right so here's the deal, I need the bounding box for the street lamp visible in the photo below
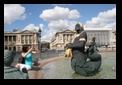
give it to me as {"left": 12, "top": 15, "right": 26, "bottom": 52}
{"left": 38, "top": 27, "right": 42, "bottom": 36}
{"left": 38, "top": 27, "right": 42, "bottom": 58}
{"left": 33, "top": 28, "right": 42, "bottom": 65}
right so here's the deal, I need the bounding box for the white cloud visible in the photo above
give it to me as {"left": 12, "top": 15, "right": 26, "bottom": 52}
{"left": 39, "top": 24, "right": 44, "bottom": 31}
{"left": 18, "top": 13, "right": 26, "bottom": 20}
{"left": 40, "top": 6, "right": 116, "bottom": 42}
{"left": 23, "top": 23, "right": 44, "bottom": 31}
{"left": 4, "top": 4, "right": 26, "bottom": 26}
{"left": 41, "top": 20, "right": 77, "bottom": 42}
{"left": 104, "top": 22, "right": 116, "bottom": 28}
{"left": 39, "top": 6, "right": 80, "bottom": 21}
{"left": 48, "top": 20, "right": 69, "bottom": 30}
{"left": 41, "top": 29, "right": 57, "bottom": 42}
{"left": 85, "top": 7, "right": 116, "bottom": 30}
{"left": 23, "top": 24, "right": 38, "bottom": 31}
{"left": 48, "top": 20, "right": 77, "bottom": 30}
{"left": 68, "top": 9, "right": 81, "bottom": 19}
{"left": 39, "top": 6, "right": 81, "bottom": 42}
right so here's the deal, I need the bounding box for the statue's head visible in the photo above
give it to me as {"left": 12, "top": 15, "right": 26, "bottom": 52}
{"left": 89, "top": 36, "right": 96, "bottom": 46}
{"left": 75, "top": 22, "right": 84, "bottom": 33}
{"left": 4, "top": 50, "right": 14, "bottom": 66}
{"left": 91, "top": 36, "right": 95, "bottom": 42}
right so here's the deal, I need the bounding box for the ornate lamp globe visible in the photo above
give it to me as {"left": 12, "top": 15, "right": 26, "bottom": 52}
{"left": 38, "top": 28, "right": 42, "bottom": 32}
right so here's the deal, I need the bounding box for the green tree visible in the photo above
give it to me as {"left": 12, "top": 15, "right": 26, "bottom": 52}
{"left": 47, "top": 43, "right": 50, "bottom": 49}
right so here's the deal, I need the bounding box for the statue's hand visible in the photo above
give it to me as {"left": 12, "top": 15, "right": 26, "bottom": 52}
{"left": 67, "top": 44, "right": 72, "bottom": 49}
{"left": 66, "top": 44, "right": 70, "bottom": 48}
{"left": 96, "top": 48, "right": 99, "bottom": 51}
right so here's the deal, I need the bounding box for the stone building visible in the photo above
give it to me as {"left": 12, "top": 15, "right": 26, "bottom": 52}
{"left": 50, "top": 29, "right": 76, "bottom": 50}
{"left": 50, "top": 29, "right": 113, "bottom": 50}
{"left": 4, "top": 29, "right": 40, "bottom": 51}
{"left": 112, "top": 31, "right": 116, "bottom": 47}
{"left": 86, "top": 29, "right": 112, "bottom": 46}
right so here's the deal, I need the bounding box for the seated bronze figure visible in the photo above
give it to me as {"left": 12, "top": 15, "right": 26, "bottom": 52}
{"left": 66, "top": 22, "right": 101, "bottom": 76}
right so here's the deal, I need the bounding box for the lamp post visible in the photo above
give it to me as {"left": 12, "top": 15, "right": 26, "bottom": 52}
{"left": 38, "top": 27, "right": 42, "bottom": 58}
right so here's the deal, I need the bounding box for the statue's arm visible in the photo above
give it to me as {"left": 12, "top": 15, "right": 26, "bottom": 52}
{"left": 67, "top": 40, "right": 86, "bottom": 49}
{"left": 67, "top": 32, "right": 87, "bottom": 49}
{"left": 94, "top": 43, "right": 99, "bottom": 51}
{"left": 88, "top": 46, "right": 94, "bottom": 55}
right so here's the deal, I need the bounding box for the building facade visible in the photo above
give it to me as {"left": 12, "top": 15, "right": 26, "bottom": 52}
{"left": 50, "top": 29, "right": 114, "bottom": 50}
{"left": 112, "top": 31, "right": 116, "bottom": 47}
{"left": 4, "top": 29, "right": 40, "bottom": 51}
{"left": 50, "top": 29, "right": 76, "bottom": 50}
{"left": 86, "top": 30, "right": 113, "bottom": 46}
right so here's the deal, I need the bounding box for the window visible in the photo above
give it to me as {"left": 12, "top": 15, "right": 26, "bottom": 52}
{"left": 5, "top": 36, "right": 8, "bottom": 41}
{"left": 30, "top": 40, "right": 32, "bottom": 44}
{"left": 22, "top": 40, "right": 24, "bottom": 44}
{"left": 9, "top": 36, "right": 12, "bottom": 41}
{"left": 26, "top": 40, "right": 28, "bottom": 44}
{"left": 18, "top": 47, "right": 20, "bottom": 51}
{"left": 9, "top": 47, "right": 11, "bottom": 51}
{"left": 13, "top": 36, "right": 16, "bottom": 41}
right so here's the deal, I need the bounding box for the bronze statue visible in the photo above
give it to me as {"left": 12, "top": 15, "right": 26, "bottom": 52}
{"left": 4, "top": 50, "right": 28, "bottom": 79}
{"left": 66, "top": 22, "right": 101, "bottom": 76}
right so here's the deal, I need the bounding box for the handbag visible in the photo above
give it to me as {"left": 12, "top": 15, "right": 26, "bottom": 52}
{"left": 18, "top": 55, "right": 25, "bottom": 64}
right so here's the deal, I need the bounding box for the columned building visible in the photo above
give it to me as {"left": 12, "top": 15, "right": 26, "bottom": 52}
{"left": 112, "top": 31, "right": 116, "bottom": 47}
{"left": 50, "top": 29, "right": 113, "bottom": 50}
{"left": 4, "top": 29, "right": 40, "bottom": 51}
{"left": 50, "top": 29, "right": 76, "bottom": 50}
{"left": 86, "top": 30, "right": 112, "bottom": 46}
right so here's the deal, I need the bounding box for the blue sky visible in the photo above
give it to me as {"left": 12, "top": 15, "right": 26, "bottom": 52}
{"left": 4, "top": 4, "right": 116, "bottom": 42}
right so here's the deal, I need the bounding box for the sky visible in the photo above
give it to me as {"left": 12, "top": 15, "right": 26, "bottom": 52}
{"left": 4, "top": 4, "right": 116, "bottom": 42}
